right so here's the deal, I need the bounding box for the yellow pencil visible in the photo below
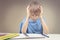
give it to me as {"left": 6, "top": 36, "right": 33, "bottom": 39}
{"left": 0, "top": 33, "right": 19, "bottom": 40}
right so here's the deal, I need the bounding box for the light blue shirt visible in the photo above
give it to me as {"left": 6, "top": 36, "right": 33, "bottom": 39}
{"left": 20, "top": 17, "right": 46, "bottom": 34}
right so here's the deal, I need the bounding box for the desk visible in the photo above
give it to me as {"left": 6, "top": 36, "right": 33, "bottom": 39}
{"left": 10, "top": 34, "right": 60, "bottom": 40}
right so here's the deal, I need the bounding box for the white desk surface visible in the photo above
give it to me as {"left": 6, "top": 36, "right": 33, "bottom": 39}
{"left": 10, "top": 34, "right": 60, "bottom": 40}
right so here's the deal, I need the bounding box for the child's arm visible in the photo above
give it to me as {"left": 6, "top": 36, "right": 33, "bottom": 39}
{"left": 22, "top": 11, "right": 30, "bottom": 33}
{"left": 22, "top": 18, "right": 29, "bottom": 33}
{"left": 40, "top": 16, "right": 49, "bottom": 34}
{"left": 39, "top": 6, "right": 48, "bottom": 34}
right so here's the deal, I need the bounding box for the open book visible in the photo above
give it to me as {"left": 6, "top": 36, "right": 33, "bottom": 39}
{"left": 14, "top": 34, "right": 46, "bottom": 39}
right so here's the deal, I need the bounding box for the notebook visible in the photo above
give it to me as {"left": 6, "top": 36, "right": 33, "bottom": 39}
{"left": 14, "top": 34, "right": 45, "bottom": 39}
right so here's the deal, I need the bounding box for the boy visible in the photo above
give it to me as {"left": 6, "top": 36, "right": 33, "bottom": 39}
{"left": 20, "top": 1, "right": 48, "bottom": 34}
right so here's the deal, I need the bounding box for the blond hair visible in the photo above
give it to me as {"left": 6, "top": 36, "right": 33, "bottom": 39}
{"left": 27, "top": 1, "right": 43, "bottom": 16}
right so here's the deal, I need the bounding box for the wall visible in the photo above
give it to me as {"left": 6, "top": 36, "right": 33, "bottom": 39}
{"left": 0, "top": 0, "right": 60, "bottom": 33}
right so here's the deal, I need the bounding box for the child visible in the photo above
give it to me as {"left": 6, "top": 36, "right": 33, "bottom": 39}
{"left": 20, "top": 1, "right": 48, "bottom": 34}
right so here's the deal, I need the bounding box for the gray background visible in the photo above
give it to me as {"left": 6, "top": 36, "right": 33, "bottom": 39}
{"left": 0, "top": 0, "right": 60, "bottom": 34}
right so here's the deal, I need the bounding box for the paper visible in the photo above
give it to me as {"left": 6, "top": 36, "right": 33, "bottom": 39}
{"left": 14, "top": 34, "right": 45, "bottom": 39}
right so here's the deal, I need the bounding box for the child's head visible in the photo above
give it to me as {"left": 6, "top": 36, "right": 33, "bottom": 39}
{"left": 27, "top": 1, "right": 43, "bottom": 20}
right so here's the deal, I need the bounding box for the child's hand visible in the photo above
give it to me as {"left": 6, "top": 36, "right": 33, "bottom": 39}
{"left": 26, "top": 6, "right": 30, "bottom": 20}
{"left": 39, "top": 12, "right": 43, "bottom": 19}
{"left": 39, "top": 6, "right": 43, "bottom": 18}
